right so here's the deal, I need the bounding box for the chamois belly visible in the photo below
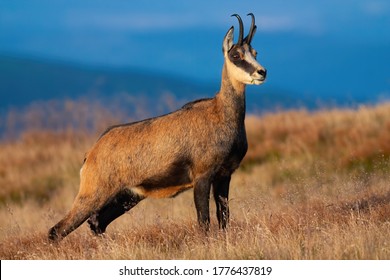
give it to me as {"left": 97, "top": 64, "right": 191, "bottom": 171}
{"left": 132, "top": 157, "right": 194, "bottom": 199}
{"left": 132, "top": 184, "right": 193, "bottom": 198}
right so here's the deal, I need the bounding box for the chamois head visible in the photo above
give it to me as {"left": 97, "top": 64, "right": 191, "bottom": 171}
{"left": 223, "top": 13, "right": 267, "bottom": 85}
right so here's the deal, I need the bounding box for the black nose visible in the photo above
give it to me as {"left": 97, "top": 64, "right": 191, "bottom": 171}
{"left": 257, "top": 69, "right": 267, "bottom": 78}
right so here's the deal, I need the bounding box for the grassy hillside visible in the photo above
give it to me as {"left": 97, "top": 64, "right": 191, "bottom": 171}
{"left": 0, "top": 103, "right": 389, "bottom": 259}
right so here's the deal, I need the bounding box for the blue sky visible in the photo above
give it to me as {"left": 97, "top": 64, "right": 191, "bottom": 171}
{"left": 1, "top": 0, "right": 389, "bottom": 102}
{"left": 2, "top": 1, "right": 388, "bottom": 32}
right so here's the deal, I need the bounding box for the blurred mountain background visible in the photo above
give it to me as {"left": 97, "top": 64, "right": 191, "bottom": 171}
{"left": 1, "top": 0, "right": 389, "bottom": 136}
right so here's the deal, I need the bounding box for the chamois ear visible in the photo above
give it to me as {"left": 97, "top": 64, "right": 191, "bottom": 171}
{"left": 222, "top": 26, "right": 234, "bottom": 54}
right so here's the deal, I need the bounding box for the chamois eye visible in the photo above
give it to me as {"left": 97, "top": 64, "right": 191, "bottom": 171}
{"left": 231, "top": 52, "right": 241, "bottom": 60}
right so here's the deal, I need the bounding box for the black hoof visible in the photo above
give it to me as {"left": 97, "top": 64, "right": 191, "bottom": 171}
{"left": 87, "top": 216, "right": 106, "bottom": 235}
{"left": 48, "top": 227, "right": 60, "bottom": 242}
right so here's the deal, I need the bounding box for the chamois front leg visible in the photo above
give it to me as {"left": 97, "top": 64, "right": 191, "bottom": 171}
{"left": 88, "top": 189, "right": 144, "bottom": 235}
{"left": 193, "top": 176, "right": 212, "bottom": 230}
{"left": 213, "top": 175, "right": 231, "bottom": 229}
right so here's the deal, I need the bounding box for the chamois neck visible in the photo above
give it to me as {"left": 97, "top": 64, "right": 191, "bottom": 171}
{"left": 220, "top": 63, "right": 246, "bottom": 94}
{"left": 216, "top": 63, "right": 247, "bottom": 123}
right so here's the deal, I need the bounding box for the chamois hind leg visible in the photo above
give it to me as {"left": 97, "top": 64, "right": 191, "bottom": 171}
{"left": 88, "top": 189, "right": 143, "bottom": 235}
{"left": 48, "top": 177, "right": 116, "bottom": 242}
{"left": 213, "top": 175, "right": 231, "bottom": 230}
{"left": 193, "top": 176, "right": 212, "bottom": 230}
{"left": 48, "top": 193, "right": 105, "bottom": 242}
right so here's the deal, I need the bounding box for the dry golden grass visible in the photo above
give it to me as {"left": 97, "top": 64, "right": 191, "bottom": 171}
{"left": 1, "top": 103, "right": 390, "bottom": 259}
{"left": 245, "top": 103, "right": 390, "bottom": 169}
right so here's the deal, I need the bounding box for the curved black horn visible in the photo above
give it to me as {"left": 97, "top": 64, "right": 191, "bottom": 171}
{"left": 245, "top": 13, "right": 256, "bottom": 44}
{"left": 231, "top": 14, "right": 244, "bottom": 46}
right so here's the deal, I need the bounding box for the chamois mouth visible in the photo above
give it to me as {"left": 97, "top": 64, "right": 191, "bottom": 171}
{"left": 251, "top": 68, "right": 267, "bottom": 85}
{"left": 251, "top": 77, "right": 266, "bottom": 85}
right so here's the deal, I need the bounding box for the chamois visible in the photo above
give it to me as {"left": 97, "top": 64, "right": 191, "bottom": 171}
{"left": 48, "top": 13, "right": 267, "bottom": 241}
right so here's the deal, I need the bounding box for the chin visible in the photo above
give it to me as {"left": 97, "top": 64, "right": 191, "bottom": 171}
{"left": 251, "top": 79, "right": 265, "bottom": 85}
